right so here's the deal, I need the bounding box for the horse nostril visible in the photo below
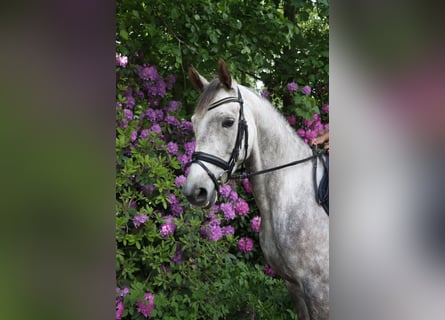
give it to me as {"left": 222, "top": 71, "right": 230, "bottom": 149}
{"left": 195, "top": 188, "right": 207, "bottom": 203}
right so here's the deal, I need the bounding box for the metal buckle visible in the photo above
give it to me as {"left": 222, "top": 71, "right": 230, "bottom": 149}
{"left": 217, "top": 170, "right": 230, "bottom": 185}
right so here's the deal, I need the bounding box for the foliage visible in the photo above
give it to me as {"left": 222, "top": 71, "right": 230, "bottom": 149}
{"left": 116, "top": 0, "right": 328, "bottom": 114}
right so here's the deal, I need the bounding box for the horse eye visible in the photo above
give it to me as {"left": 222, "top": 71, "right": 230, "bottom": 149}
{"left": 222, "top": 119, "right": 235, "bottom": 128}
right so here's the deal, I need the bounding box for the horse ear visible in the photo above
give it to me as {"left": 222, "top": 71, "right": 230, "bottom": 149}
{"left": 217, "top": 59, "right": 232, "bottom": 89}
{"left": 189, "top": 66, "right": 209, "bottom": 92}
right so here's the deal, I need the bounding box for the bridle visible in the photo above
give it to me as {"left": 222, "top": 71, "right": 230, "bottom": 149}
{"left": 191, "top": 86, "right": 327, "bottom": 204}
{"left": 191, "top": 86, "right": 249, "bottom": 193}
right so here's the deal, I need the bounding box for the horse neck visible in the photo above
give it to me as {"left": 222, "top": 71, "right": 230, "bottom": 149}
{"left": 244, "top": 90, "right": 312, "bottom": 174}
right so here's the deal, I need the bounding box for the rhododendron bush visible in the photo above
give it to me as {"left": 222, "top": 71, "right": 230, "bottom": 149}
{"left": 116, "top": 54, "right": 301, "bottom": 319}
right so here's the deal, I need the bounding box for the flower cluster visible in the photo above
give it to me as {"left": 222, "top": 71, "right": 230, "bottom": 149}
{"left": 116, "top": 287, "right": 130, "bottom": 320}
{"left": 296, "top": 111, "right": 329, "bottom": 144}
{"left": 133, "top": 214, "right": 148, "bottom": 228}
{"left": 238, "top": 237, "right": 254, "bottom": 253}
{"left": 135, "top": 292, "right": 155, "bottom": 318}
{"left": 199, "top": 183, "right": 252, "bottom": 243}
{"left": 250, "top": 216, "right": 261, "bottom": 233}
{"left": 160, "top": 215, "right": 176, "bottom": 238}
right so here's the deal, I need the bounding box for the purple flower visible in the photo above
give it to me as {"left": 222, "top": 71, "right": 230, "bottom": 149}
{"left": 238, "top": 237, "right": 254, "bottom": 253}
{"left": 228, "top": 191, "right": 238, "bottom": 202}
{"left": 166, "top": 115, "right": 180, "bottom": 127}
{"left": 177, "top": 153, "right": 191, "bottom": 168}
{"left": 166, "top": 74, "right": 176, "bottom": 90}
{"left": 221, "top": 225, "right": 235, "bottom": 236}
{"left": 123, "top": 109, "right": 133, "bottom": 121}
{"left": 287, "top": 82, "right": 298, "bottom": 92}
{"left": 264, "top": 264, "right": 275, "bottom": 277}
{"left": 160, "top": 216, "right": 176, "bottom": 238}
{"left": 140, "top": 129, "right": 149, "bottom": 139}
{"left": 135, "top": 90, "right": 144, "bottom": 99}
{"left": 130, "top": 131, "right": 138, "bottom": 142}
{"left": 181, "top": 120, "right": 193, "bottom": 132}
{"left": 306, "top": 129, "right": 317, "bottom": 141}
{"left": 116, "top": 301, "right": 124, "bottom": 320}
{"left": 146, "top": 108, "right": 164, "bottom": 122}
{"left": 116, "top": 54, "right": 128, "bottom": 67}
{"left": 136, "top": 292, "right": 155, "bottom": 318}
{"left": 261, "top": 89, "right": 270, "bottom": 98}
{"left": 302, "top": 118, "right": 313, "bottom": 127}
{"left": 168, "top": 194, "right": 183, "bottom": 216}
{"left": 235, "top": 199, "right": 249, "bottom": 216}
{"left": 133, "top": 214, "right": 148, "bottom": 228}
{"left": 167, "top": 142, "right": 178, "bottom": 155}
{"left": 207, "top": 219, "right": 223, "bottom": 241}
{"left": 322, "top": 104, "right": 329, "bottom": 113}
{"left": 171, "top": 203, "right": 183, "bottom": 216}
{"left": 251, "top": 216, "right": 261, "bottom": 232}
{"left": 125, "top": 95, "right": 135, "bottom": 108}
{"left": 138, "top": 65, "right": 158, "bottom": 81}
{"left": 150, "top": 124, "right": 162, "bottom": 134}
{"left": 301, "top": 85, "right": 311, "bottom": 96}
{"left": 297, "top": 128, "right": 306, "bottom": 138}
{"left": 175, "top": 175, "right": 186, "bottom": 188}
{"left": 167, "top": 100, "right": 180, "bottom": 112}
{"left": 219, "top": 185, "right": 232, "bottom": 198}
{"left": 171, "top": 250, "right": 183, "bottom": 264}
{"left": 121, "top": 287, "right": 130, "bottom": 297}
{"left": 313, "top": 113, "right": 320, "bottom": 122}
{"left": 286, "top": 115, "right": 296, "bottom": 126}
{"left": 242, "top": 178, "right": 252, "bottom": 194}
{"left": 220, "top": 202, "right": 235, "bottom": 220}
{"left": 184, "top": 141, "right": 196, "bottom": 155}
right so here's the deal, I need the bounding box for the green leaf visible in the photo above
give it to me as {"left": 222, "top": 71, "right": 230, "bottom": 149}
{"left": 119, "top": 29, "right": 128, "bottom": 40}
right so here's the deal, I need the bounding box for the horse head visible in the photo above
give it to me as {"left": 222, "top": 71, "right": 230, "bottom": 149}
{"left": 183, "top": 59, "right": 255, "bottom": 208}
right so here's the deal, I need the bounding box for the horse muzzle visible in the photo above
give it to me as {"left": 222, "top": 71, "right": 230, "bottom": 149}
{"left": 182, "top": 179, "right": 217, "bottom": 209}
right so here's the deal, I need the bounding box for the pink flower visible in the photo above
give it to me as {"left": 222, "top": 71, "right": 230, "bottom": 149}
{"left": 228, "top": 191, "right": 238, "bottom": 202}
{"left": 220, "top": 202, "right": 235, "bottom": 220}
{"left": 160, "top": 216, "right": 176, "bottom": 238}
{"left": 116, "top": 54, "right": 128, "bottom": 67}
{"left": 286, "top": 115, "right": 296, "bottom": 126}
{"left": 135, "top": 292, "right": 155, "bottom": 318}
{"left": 322, "top": 104, "right": 329, "bottom": 113}
{"left": 219, "top": 185, "right": 232, "bottom": 198}
{"left": 313, "top": 113, "right": 320, "bottom": 122}
{"left": 264, "top": 264, "right": 275, "bottom": 277}
{"left": 235, "top": 199, "right": 249, "bottom": 216}
{"left": 297, "top": 128, "right": 306, "bottom": 138}
{"left": 222, "top": 225, "right": 235, "bottom": 236}
{"left": 130, "top": 131, "right": 138, "bottom": 142}
{"left": 238, "top": 237, "right": 254, "bottom": 253}
{"left": 242, "top": 178, "right": 252, "bottom": 194}
{"left": 116, "top": 301, "right": 124, "bottom": 320}
{"left": 251, "top": 216, "right": 261, "bottom": 232}
{"left": 287, "top": 82, "right": 298, "bottom": 92}
{"left": 301, "top": 85, "right": 311, "bottom": 96}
